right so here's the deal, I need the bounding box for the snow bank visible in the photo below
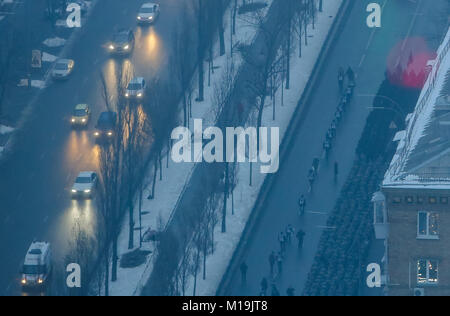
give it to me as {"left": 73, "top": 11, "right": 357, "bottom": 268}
{"left": 30, "top": 80, "right": 46, "bottom": 89}
{"left": 42, "top": 52, "right": 58, "bottom": 63}
{"left": 43, "top": 37, "right": 67, "bottom": 48}
{"left": 0, "top": 125, "right": 14, "bottom": 135}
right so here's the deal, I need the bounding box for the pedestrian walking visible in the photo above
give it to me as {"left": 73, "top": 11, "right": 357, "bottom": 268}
{"left": 277, "top": 252, "right": 283, "bottom": 274}
{"left": 296, "top": 230, "right": 305, "bottom": 249}
{"left": 286, "top": 286, "right": 295, "bottom": 296}
{"left": 240, "top": 261, "right": 248, "bottom": 284}
{"left": 346, "top": 66, "right": 355, "bottom": 86}
{"left": 269, "top": 251, "right": 276, "bottom": 275}
{"left": 271, "top": 284, "right": 280, "bottom": 296}
{"left": 286, "top": 225, "right": 294, "bottom": 244}
{"left": 298, "top": 195, "right": 306, "bottom": 216}
{"left": 279, "top": 232, "right": 286, "bottom": 253}
{"left": 260, "top": 278, "right": 268, "bottom": 296}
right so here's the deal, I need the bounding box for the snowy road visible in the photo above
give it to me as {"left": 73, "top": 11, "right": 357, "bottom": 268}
{"left": 0, "top": 0, "right": 194, "bottom": 296}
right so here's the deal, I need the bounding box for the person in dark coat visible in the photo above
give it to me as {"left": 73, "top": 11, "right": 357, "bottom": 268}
{"left": 269, "top": 251, "right": 276, "bottom": 275}
{"left": 240, "top": 261, "right": 248, "bottom": 284}
{"left": 260, "top": 278, "right": 268, "bottom": 296}
{"left": 296, "top": 230, "right": 306, "bottom": 249}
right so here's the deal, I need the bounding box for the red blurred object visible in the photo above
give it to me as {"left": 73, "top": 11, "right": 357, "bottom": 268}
{"left": 387, "top": 37, "right": 437, "bottom": 89}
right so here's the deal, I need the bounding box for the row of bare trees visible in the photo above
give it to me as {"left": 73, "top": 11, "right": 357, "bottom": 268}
{"left": 166, "top": 0, "right": 327, "bottom": 295}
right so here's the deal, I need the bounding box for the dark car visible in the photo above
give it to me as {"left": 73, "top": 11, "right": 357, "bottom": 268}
{"left": 94, "top": 111, "right": 117, "bottom": 142}
{"left": 108, "top": 29, "right": 135, "bottom": 55}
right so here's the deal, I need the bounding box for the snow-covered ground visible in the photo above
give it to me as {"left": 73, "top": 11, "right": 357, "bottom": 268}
{"left": 108, "top": 0, "right": 274, "bottom": 296}
{"left": 108, "top": 0, "right": 344, "bottom": 296}
{"left": 0, "top": 125, "right": 14, "bottom": 135}
{"left": 183, "top": 0, "right": 344, "bottom": 296}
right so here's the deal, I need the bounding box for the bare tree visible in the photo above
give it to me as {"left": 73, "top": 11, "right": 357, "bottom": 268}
{"left": 144, "top": 79, "right": 179, "bottom": 200}
{"left": 212, "top": 59, "right": 237, "bottom": 233}
{"left": 0, "top": 22, "right": 15, "bottom": 118}
{"left": 65, "top": 219, "right": 96, "bottom": 296}
{"left": 122, "top": 103, "right": 151, "bottom": 250}
{"left": 240, "top": 5, "right": 287, "bottom": 147}
{"left": 171, "top": 6, "right": 195, "bottom": 127}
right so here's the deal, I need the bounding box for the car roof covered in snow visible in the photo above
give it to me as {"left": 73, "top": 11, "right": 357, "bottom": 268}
{"left": 129, "top": 77, "right": 144, "bottom": 84}
{"left": 77, "top": 171, "right": 95, "bottom": 178}
{"left": 141, "top": 3, "right": 158, "bottom": 9}
{"left": 24, "top": 242, "right": 50, "bottom": 265}
{"left": 74, "top": 104, "right": 88, "bottom": 110}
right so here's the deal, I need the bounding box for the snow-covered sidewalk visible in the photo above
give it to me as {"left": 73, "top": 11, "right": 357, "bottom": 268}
{"left": 108, "top": 1, "right": 275, "bottom": 296}
{"left": 110, "top": 1, "right": 344, "bottom": 296}
{"left": 183, "top": 0, "right": 344, "bottom": 296}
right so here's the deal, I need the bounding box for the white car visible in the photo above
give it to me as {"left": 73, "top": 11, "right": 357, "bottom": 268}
{"left": 20, "top": 242, "right": 52, "bottom": 288}
{"left": 71, "top": 171, "right": 98, "bottom": 199}
{"left": 51, "top": 59, "right": 74, "bottom": 80}
{"left": 137, "top": 3, "right": 160, "bottom": 24}
{"left": 125, "top": 77, "right": 146, "bottom": 99}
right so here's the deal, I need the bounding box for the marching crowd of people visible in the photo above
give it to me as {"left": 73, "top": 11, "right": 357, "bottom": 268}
{"left": 237, "top": 67, "right": 356, "bottom": 296}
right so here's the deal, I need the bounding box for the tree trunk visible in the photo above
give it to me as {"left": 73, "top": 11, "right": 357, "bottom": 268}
{"left": 128, "top": 194, "right": 134, "bottom": 249}
{"left": 218, "top": 0, "right": 225, "bottom": 56}
{"left": 222, "top": 163, "right": 229, "bottom": 233}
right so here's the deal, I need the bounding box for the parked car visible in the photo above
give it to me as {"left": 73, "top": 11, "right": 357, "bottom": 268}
{"left": 137, "top": 3, "right": 160, "bottom": 24}
{"left": 71, "top": 104, "right": 90, "bottom": 127}
{"left": 71, "top": 171, "right": 98, "bottom": 199}
{"left": 20, "top": 242, "right": 52, "bottom": 288}
{"left": 51, "top": 59, "right": 75, "bottom": 80}
{"left": 125, "top": 77, "right": 146, "bottom": 99}
{"left": 94, "top": 111, "right": 117, "bottom": 142}
{"left": 108, "top": 29, "right": 135, "bottom": 55}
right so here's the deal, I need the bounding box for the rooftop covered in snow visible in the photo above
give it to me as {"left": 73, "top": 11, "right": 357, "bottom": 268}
{"left": 383, "top": 27, "right": 450, "bottom": 189}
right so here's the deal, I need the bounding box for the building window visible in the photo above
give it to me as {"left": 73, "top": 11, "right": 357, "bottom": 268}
{"left": 440, "top": 197, "right": 448, "bottom": 204}
{"left": 417, "top": 212, "right": 439, "bottom": 239}
{"left": 417, "top": 196, "right": 424, "bottom": 204}
{"left": 392, "top": 197, "right": 402, "bottom": 204}
{"left": 406, "top": 196, "right": 414, "bottom": 204}
{"left": 429, "top": 197, "right": 437, "bottom": 204}
{"left": 417, "top": 259, "right": 439, "bottom": 286}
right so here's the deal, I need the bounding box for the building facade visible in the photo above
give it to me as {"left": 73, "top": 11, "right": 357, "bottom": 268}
{"left": 378, "top": 27, "right": 450, "bottom": 296}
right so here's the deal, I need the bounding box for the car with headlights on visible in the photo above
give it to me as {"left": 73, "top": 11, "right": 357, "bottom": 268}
{"left": 20, "top": 242, "right": 52, "bottom": 289}
{"left": 108, "top": 29, "right": 135, "bottom": 55}
{"left": 51, "top": 59, "right": 74, "bottom": 80}
{"left": 94, "top": 111, "right": 117, "bottom": 142}
{"left": 137, "top": 3, "right": 160, "bottom": 24}
{"left": 71, "top": 171, "right": 98, "bottom": 199}
{"left": 125, "top": 77, "right": 146, "bottom": 99}
{"left": 71, "top": 104, "right": 90, "bottom": 127}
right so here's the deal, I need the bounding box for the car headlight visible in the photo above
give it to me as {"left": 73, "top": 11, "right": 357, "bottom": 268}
{"left": 71, "top": 118, "right": 75, "bottom": 122}
{"left": 137, "top": 16, "right": 142, "bottom": 20}
{"left": 124, "top": 45, "right": 129, "bottom": 50}
{"left": 21, "top": 279, "right": 27, "bottom": 285}
{"left": 38, "top": 279, "right": 43, "bottom": 284}
{"left": 109, "top": 45, "right": 114, "bottom": 50}
{"left": 72, "top": 189, "right": 77, "bottom": 193}
{"left": 94, "top": 132, "right": 99, "bottom": 136}
{"left": 84, "top": 190, "right": 91, "bottom": 193}
{"left": 107, "top": 132, "right": 113, "bottom": 136}
{"left": 125, "top": 93, "right": 129, "bottom": 97}
{"left": 137, "top": 93, "right": 142, "bottom": 97}
{"left": 82, "top": 118, "right": 86, "bottom": 123}
{"left": 149, "top": 16, "right": 153, "bottom": 20}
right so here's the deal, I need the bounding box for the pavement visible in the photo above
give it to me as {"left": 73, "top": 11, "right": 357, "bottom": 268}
{"left": 0, "top": 0, "right": 194, "bottom": 296}
{"left": 220, "top": 0, "right": 449, "bottom": 296}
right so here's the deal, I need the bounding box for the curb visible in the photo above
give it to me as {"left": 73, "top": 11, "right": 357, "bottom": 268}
{"left": 216, "top": 0, "right": 354, "bottom": 296}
